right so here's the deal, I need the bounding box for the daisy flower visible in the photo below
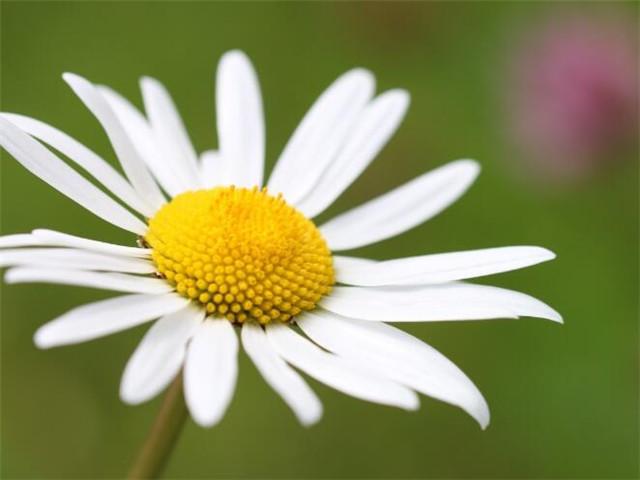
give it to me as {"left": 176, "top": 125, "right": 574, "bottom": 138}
{"left": 0, "top": 50, "right": 561, "bottom": 430}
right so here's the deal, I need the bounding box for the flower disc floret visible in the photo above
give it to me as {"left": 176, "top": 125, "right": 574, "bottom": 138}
{"left": 146, "top": 186, "right": 334, "bottom": 324}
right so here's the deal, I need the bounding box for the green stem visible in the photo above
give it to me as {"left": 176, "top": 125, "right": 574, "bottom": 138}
{"left": 127, "top": 373, "right": 188, "bottom": 479}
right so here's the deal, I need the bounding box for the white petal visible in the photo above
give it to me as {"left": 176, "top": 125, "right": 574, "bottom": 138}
{"left": 268, "top": 68, "right": 375, "bottom": 204}
{"left": 266, "top": 323, "right": 419, "bottom": 410}
{"left": 184, "top": 319, "right": 239, "bottom": 427}
{"left": 199, "top": 150, "right": 222, "bottom": 187}
{"left": 241, "top": 322, "right": 322, "bottom": 426}
{"left": 1, "top": 113, "right": 155, "bottom": 216}
{"left": 320, "top": 159, "right": 480, "bottom": 251}
{"left": 332, "top": 255, "right": 376, "bottom": 274}
{"left": 5, "top": 267, "right": 172, "bottom": 294}
{"left": 34, "top": 293, "right": 189, "bottom": 348}
{"left": 31, "top": 229, "right": 151, "bottom": 258}
{"left": 62, "top": 73, "right": 166, "bottom": 210}
{"left": 0, "top": 234, "right": 46, "bottom": 248}
{"left": 298, "top": 310, "right": 489, "bottom": 428}
{"left": 140, "top": 77, "right": 202, "bottom": 190}
{"left": 295, "top": 90, "right": 410, "bottom": 218}
{"left": 335, "top": 246, "right": 556, "bottom": 286}
{"left": 321, "top": 283, "right": 563, "bottom": 323}
{"left": 0, "top": 248, "right": 155, "bottom": 274}
{"left": 216, "top": 50, "right": 265, "bottom": 188}
{"left": 99, "top": 85, "right": 189, "bottom": 197}
{"left": 120, "top": 304, "right": 204, "bottom": 405}
{"left": 0, "top": 116, "right": 147, "bottom": 235}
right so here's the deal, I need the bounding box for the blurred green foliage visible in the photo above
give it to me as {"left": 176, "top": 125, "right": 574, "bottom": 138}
{"left": 1, "top": 2, "right": 637, "bottom": 478}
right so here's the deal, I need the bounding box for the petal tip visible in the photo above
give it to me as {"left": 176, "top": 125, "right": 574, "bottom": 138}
{"left": 540, "top": 247, "right": 557, "bottom": 261}
{"left": 386, "top": 89, "right": 411, "bottom": 110}
{"left": 349, "top": 67, "right": 375, "bottom": 83}
{"left": 119, "top": 383, "right": 146, "bottom": 406}
{"left": 475, "top": 400, "right": 491, "bottom": 430}
{"left": 139, "top": 75, "right": 153, "bottom": 82}
{"left": 139, "top": 75, "right": 160, "bottom": 90}
{"left": 345, "top": 68, "right": 376, "bottom": 98}
{"left": 62, "top": 72, "right": 85, "bottom": 86}
{"left": 458, "top": 158, "right": 481, "bottom": 177}
{"left": 191, "top": 412, "right": 223, "bottom": 429}
{"left": 33, "top": 326, "right": 54, "bottom": 349}
{"left": 219, "top": 49, "right": 252, "bottom": 68}
{"left": 403, "top": 391, "right": 421, "bottom": 411}
{"left": 4, "top": 268, "right": 19, "bottom": 284}
{"left": 535, "top": 304, "right": 563, "bottom": 324}
{"left": 299, "top": 407, "right": 323, "bottom": 427}
{"left": 537, "top": 299, "right": 563, "bottom": 323}
{"left": 550, "top": 311, "right": 564, "bottom": 324}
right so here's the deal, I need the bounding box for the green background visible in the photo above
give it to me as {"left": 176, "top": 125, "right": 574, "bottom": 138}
{"left": 1, "top": 1, "right": 637, "bottom": 478}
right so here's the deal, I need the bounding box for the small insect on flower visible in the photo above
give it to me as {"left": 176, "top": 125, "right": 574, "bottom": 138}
{"left": 0, "top": 50, "right": 561, "bottom": 429}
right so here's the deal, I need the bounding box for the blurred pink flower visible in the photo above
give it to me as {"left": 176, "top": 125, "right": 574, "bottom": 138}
{"left": 508, "top": 12, "right": 637, "bottom": 179}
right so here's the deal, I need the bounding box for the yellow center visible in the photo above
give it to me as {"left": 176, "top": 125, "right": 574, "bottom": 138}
{"left": 146, "top": 186, "right": 335, "bottom": 324}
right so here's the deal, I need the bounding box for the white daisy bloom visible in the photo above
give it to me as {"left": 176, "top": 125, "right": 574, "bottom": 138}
{"left": 0, "top": 50, "right": 561, "bottom": 430}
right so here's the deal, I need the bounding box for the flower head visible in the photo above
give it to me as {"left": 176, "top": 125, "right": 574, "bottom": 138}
{"left": 0, "top": 50, "right": 561, "bottom": 429}
{"left": 147, "top": 186, "right": 335, "bottom": 323}
{"left": 508, "top": 11, "right": 637, "bottom": 178}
